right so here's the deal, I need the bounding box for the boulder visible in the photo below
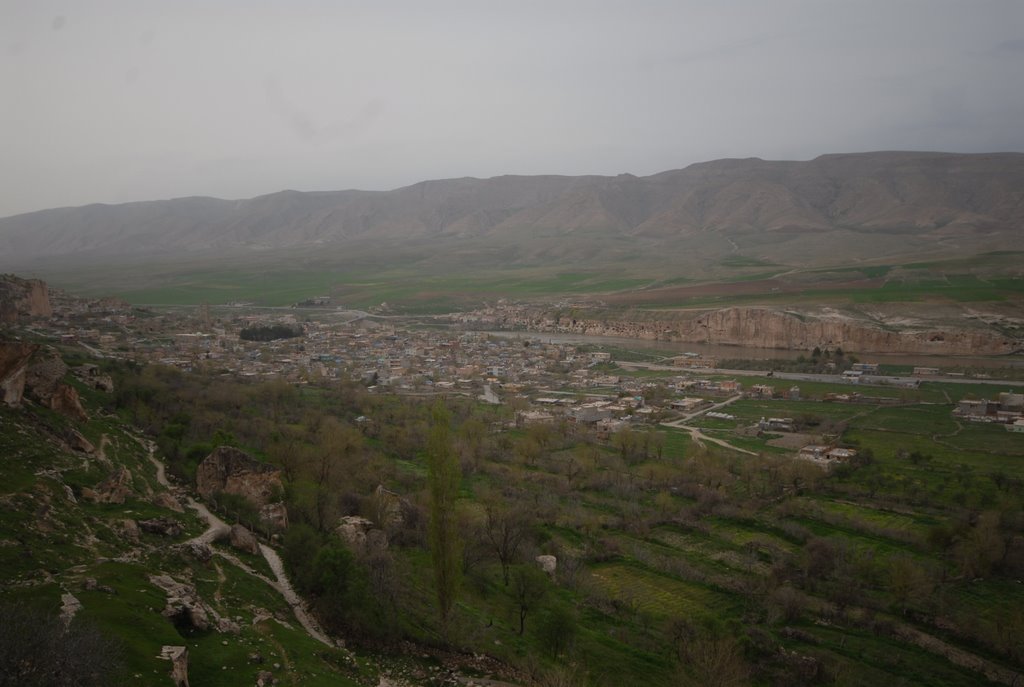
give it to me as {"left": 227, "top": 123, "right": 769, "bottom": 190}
{"left": 49, "top": 383, "right": 88, "bottom": 422}
{"left": 229, "top": 524, "right": 260, "bottom": 555}
{"left": 336, "top": 515, "right": 374, "bottom": 549}
{"left": 150, "top": 575, "right": 210, "bottom": 632}
{"left": 159, "top": 645, "right": 190, "bottom": 687}
{"left": 180, "top": 540, "right": 213, "bottom": 563}
{"left": 65, "top": 428, "right": 95, "bottom": 454}
{"left": 81, "top": 466, "right": 133, "bottom": 504}
{"left": 535, "top": 554, "right": 557, "bottom": 577}
{"left": 73, "top": 364, "right": 114, "bottom": 393}
{"left": 138, "top": 517, "right": 184, "bottom": 537}
{"left": 196, "top": 447, "right": 288, "bottom": 531}
{"left": 259, "top": 503, "right": 289, "bottom": 532}
{"left": 112, "top": 518, "right": 140, "bottom": 543}
{"left": 59, "top": 592, "right": 82, "bottom": 628}
{"left": 24, "top": 350, "right": 68, "bottom": 403}
{"left": 152, "top": 491, "right": 184, "bottom": 513}
{"left": 336, "top": 515, "right": 389, "bottom": 554}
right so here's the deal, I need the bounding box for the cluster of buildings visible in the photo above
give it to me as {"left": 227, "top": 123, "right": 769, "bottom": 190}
{"left": 955, "top": 392, "right": 1024, "bottom": 432}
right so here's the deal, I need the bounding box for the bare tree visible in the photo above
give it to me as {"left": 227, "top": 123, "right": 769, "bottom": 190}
{"left": 484, "top": 497, "right": 531, "bottom": 586}
{"left": 511, "top": 564, "right": 548, "bottom": 635}
{"left": 0, "top": 602, "right": 124, "bottom": 687}
{"left": 427, "top": 402, "right": 462, "bottom": 637}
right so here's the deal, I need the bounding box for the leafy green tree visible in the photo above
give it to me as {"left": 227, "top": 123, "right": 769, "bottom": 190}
{"left": 428, "top": 402, "right": 462, "bottom": 636}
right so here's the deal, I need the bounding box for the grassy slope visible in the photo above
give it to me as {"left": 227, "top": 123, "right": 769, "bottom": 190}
{"left": 0, "top": 366, "right": 366, "bottom": 686}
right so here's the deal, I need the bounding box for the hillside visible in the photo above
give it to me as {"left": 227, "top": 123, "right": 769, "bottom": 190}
{"left": 3, "top": 280, "right": 1024, "bottom": 686}
{"left": 2, "top": 152, "right": 1022, "bottom": 274}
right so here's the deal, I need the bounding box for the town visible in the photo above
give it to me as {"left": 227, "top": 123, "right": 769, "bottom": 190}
{"left": 31, "top": 289, "right": 1024, "bottom": 477}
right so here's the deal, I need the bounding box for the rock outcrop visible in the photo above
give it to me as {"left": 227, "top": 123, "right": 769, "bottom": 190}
{"left": 535, "top": 555, "right": 557, "bottom": 577}
{"left": 150, "top": 574, "right": 239, "bottom": 635}
{"left": 64, "top": 428, "right": 96, "bottom": 453}
{"left": 0, "top": 274, "right": 52, "bottom": 324}
{"left": 20, "top": 348, "right": 90, "bottom": 420}
{"left": 138, "top": 517, "right": 184, "bottom": 537}
{"left": 196, "top": 446, "right": 288, "bottom": 531}
{"left": 49, "top": 382, "right": 89, "bottom": 422}
{"left": 462, "top": 304, "right": 1022, "bottom": 356}
{"left": 152, "top": 491, "right": 184, "bottom": 513}
{"left": 685, "top": 307, "right": 1020, "bottom": 356}
{"left": 150, "top": 574, "right": 212, "bottom": 631}
{"left": 229, "top": 523, "right": 260, "bottom": 555}
{"left": 81, "top": 466, "right": 133, "bottom": 504}
{"left": 0, "top": 341, "right": 38, "bottom": 407}
{"left": 159, "top": 645, "right": 190, "bottom": 687}
{"left": 74, "top": 364, "right": 114, "bottom": 393}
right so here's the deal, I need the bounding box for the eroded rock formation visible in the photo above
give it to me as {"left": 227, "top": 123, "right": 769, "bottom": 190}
{"left": 229, "top": 523, "right": 260, "bottom": 555}
{"left": 0, "top": 341, "right": 38, "bottom": 406}
{"left": 159, "top": 645, "right": 190, "bottom": 687}
{"left": 81, "top": 466, "right": 133, "bottom": 504}
{"left": 196, "top": 446, "right": 288, "bottom": 531}
{"left": 462, "top": 304, "right": 1022, "bottom": 356}
{"left": 0, "top": 274, "right": 52, "bottom": 323}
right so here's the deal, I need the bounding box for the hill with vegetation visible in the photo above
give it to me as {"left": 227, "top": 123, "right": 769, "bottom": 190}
{"left": 3, "top": 282, "right": 1024, "bottom": 685}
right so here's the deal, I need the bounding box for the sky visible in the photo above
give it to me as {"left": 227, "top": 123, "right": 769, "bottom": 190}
{"left": 1, "top": 0, "right": 1022, "bottom": 218}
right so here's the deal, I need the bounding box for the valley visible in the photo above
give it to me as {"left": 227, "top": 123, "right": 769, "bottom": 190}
{"left": 2, "top": 272, "right": 1023, "bottom": 686}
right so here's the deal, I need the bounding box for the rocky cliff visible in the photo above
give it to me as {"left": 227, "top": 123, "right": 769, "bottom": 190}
{"left": 462, "top": 305, "right": 1022, "bottom": 356}
{"left": 195, "top": 446, "right": 288, "bottom": 530}
{"left": 0, "top": 341, "right": 39, "bottom": 406}
{"left": 0, "top": 274, "right": 52, "bottom": 323}
{"left": 685, "top": 307, "right": 1019, "bottom": 356}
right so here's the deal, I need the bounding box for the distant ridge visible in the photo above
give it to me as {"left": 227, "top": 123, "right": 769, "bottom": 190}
{"left": 2, "top": 151, "right": 1022, "bottom": 269}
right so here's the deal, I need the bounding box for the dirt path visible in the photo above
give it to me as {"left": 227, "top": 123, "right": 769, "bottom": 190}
{"left": 659, "top": 394, "right": 757, "bottom": 455}
{"left": 677, "top": 425, "right": 758, "bottom": 455}
{"left": 145, "top": 441, "right": 336, "bottom": 648}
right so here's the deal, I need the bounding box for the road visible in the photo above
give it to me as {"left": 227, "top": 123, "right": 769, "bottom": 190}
{"left": 659, "top": 394, "right": 757, "bottom": 455}
{"left": 618, "top": 361, "right": 1024, "bottom": 387}
{"left": 661, "top": 394, "right": 744, "bottom": 427}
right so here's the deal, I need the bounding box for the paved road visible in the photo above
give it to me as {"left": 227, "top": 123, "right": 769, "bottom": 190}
{"left": 618, "top": 361, "right": 1024, "bottom": 387}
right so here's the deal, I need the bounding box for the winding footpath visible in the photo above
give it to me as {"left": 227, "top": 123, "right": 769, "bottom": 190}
{"left": 146, "top": 444, "right": 336, "bottom": 648}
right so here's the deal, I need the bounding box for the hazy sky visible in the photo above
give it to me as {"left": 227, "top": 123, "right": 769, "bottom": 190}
{"left": 2, "top": 0, "right": 1022, "bottom": 218}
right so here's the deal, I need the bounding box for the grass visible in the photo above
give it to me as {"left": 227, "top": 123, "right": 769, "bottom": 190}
{"left": 587, "top": 561, "right": 736, "bottom": 620}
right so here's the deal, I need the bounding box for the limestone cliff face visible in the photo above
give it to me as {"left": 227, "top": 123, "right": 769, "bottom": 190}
{"left": 684, "top": 307, "right": 1019, "bottom": 356}
{"left": 0, "top": 274, "right": 51, "bottom": 323}
{"left": 464, "top": 305, "right": 1021, "bottom": 356}
{"left": 196, "top": 446, "right": 288, "bottom": 530}
{"left": 0, "top": 341, "right": 39, "bottom": 406}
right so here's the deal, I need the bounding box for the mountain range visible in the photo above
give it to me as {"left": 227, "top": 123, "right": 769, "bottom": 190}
{"left": 2, "top": 151, "right": 1022, "bottom": 273}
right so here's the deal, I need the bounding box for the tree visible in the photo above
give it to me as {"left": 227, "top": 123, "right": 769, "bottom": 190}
{"left": 456, "top": 416, "right": 487, "bottom": 473}
{"left": 427, "top": 402, "right": 462, "bottom": 636}
{"left": 484, "top": 498, "right": 531, "bottom": 585}
{"left": 536, "top": 606, "right": 577, "bottom": 658}
{"left": 311, "top": 418, "right": 361, "bottom": 531}
{"left": 673, "top": 619, "right": 750, "bottom": 687}
{"left": 0, "top": 602, "right": 125, "bottom": 687}
{"left": 510, "top": 564, "right": 548, "bottom": 635}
